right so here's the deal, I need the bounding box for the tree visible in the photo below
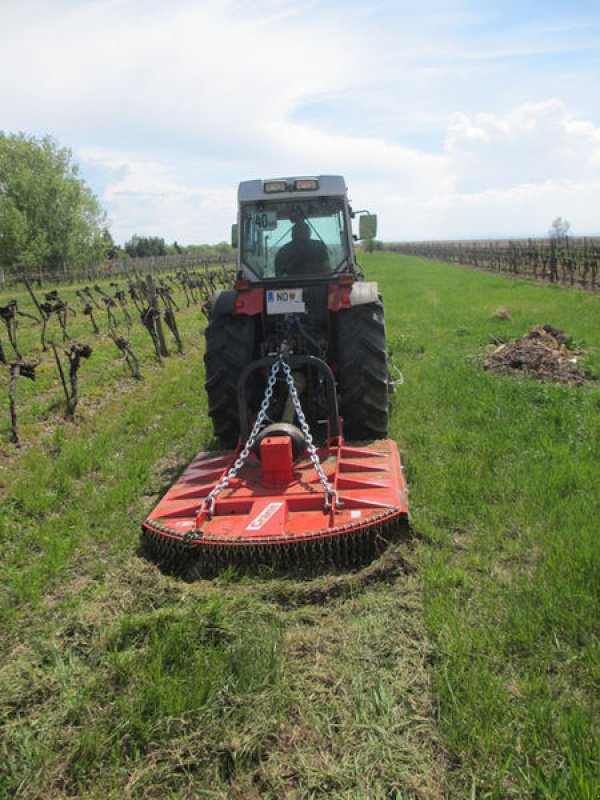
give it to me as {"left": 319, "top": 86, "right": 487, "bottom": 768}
{"left": 548, "top": 217, "right": 570, "bottom": 239}
{"left": 102, "top": 228, "right": 127, "bottom": 260}
{"left": 123, "top": 235, "right": 167, "bottom": 258}
{"left": 215, "top": 241, "right": 233, "bottom": 255}
{"left": 0, "top": 132, "right": 108, "bottom": 272}
{"left": 362, "top": 238, "right": 383, "bottom": 253}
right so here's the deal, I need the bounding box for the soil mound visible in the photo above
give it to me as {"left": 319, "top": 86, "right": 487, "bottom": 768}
{"left": 484, "top": 325, "right": 588, "bottom": 384}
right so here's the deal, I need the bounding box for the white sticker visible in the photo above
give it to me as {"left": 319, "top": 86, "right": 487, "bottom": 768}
{"left": 246, "top": 502, "right": 284, "bottom": 531}
{"left": 266, "top": 289, "right": 306, "bottom": 315}
{"left": 350, "top": 511, "right": 362, "bottom": 519}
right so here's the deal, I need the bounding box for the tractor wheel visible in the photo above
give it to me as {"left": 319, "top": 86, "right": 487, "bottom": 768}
{"left": 204, "top": 313, "right": 256, "bottom": 447}
{"left": 335, "top": 302, "right": 389, "bottom": 440}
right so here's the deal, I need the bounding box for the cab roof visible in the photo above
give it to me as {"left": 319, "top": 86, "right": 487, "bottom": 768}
{"left": 238, "top": 175, "right": 348, "bottom": 203}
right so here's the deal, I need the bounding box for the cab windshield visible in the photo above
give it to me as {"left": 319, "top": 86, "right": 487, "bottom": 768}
{"left": 241, "top": 197, "right": 350, "bottom": 279}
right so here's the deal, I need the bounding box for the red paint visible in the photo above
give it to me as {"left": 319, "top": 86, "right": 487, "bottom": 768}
{"left": 233, "top": 288, "right": 264, "bottom": 316}
{"left": 260, "top": 436, "right": 295, "bottom": 485}
{"left": 142, "top": 437, "right": 408, "bottom": 548}
{"left": 327, "top": 283, "right": 352, "bottom": 312}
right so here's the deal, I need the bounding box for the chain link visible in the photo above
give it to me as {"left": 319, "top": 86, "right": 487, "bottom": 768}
{"left": 199, "top": 358, "right": 279, "bottom": 517}
{"left": 198, "top": 355, "right": 338, "bottom": 519}
{"left": 279, "top": 359, "right": 340, "bottom": 510}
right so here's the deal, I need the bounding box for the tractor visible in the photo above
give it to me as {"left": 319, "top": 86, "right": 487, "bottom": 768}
{"left": 142, "top": 176, "right": 408, "bottom": 574}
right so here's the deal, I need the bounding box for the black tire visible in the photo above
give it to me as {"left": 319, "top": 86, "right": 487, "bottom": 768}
{"left": 335, "top": 301, "right": 389, "bottom": 440}
{"left": 204, "top": 313, "right": 256, "bottom": 447}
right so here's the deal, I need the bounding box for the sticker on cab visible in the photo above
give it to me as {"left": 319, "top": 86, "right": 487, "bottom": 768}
{"left": 266, "top": 289, "right": 306, "bottom": 315}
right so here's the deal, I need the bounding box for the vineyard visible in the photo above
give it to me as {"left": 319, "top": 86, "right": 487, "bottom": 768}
{"left": 0, "top": 253, "right": 233, "bottom": 290}
{"left": 0, "top": 262, "right": 234, "bottom": 448}
{"left": 1, "top": 253, "right": 598, "bottom": 799}
{"left": 388, "top": 236, "right": 600, "bottom": 288}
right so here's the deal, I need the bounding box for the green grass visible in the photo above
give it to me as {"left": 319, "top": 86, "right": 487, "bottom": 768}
{"left": 373, "top": 253, "right": 599, "bottom": 799}
{"left": 0, "top": 255, "right": 598, "bottom": 798}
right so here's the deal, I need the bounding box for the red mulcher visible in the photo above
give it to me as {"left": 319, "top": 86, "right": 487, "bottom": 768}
{"left": 142, "top": 177, "right": 408, "bottom": 575}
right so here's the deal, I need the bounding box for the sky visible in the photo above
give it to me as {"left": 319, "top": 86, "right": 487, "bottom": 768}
{"left": 1, "top": 0, "right": 599, "bottom": 245}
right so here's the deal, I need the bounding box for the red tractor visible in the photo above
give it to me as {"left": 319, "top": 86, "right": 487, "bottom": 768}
{"left": 143, "top": 176, "right": 408, "bottom": 574}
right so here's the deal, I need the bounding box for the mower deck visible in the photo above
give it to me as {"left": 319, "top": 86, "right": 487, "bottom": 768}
{"left": 142, "top": 438, "right": 409, "bottom": 573}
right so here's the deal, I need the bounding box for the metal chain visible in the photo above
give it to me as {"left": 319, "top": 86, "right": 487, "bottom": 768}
{"left": 199, "top": 358, "right": 280, "bottom": 517}
{"left": 199, "top": 355, "right": 339, "bottom": 519}
{"left": 279, "top": 359, "right": 339, "bottom": 510}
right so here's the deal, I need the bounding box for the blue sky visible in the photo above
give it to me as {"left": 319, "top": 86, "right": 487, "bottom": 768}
{"left": 1, "top": 0, "right": 599, "bottom": 244}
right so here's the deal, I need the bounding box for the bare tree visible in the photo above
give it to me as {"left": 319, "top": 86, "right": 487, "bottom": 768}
{"left": 549, "top": 217, "right": 571, "bottom": 239}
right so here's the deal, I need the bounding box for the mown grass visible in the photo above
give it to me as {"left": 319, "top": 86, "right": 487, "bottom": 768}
{"left": 0, "top": 255, "right": 598, "bottom": 798}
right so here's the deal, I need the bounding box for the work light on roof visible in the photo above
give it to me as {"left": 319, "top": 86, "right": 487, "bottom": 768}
{"left": 264, "top": 180, "right": 288, "bottom": 193}
{"left": 295, "top": 178, "right": 319, "bottom": 191}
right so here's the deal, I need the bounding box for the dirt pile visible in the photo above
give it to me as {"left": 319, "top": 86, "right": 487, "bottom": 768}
{"left": 484, "top": 325, "right": 588, "bottom": 384}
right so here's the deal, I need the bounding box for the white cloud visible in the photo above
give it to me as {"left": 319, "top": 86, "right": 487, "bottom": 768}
{"left": 367, "top": 100, "right": 600, "bottom": 240}
{"left": 445, "top": 100, "right": 600, "bottom": 192}
{"left": 0, "top": 0, "right": 353, "bottom": 153}
{"left": 78, "top": 146, "right": 236, "bottom": 243}
{"left": 2, "top": 1, "right": 599, "bottom": 242}
{"left": 378, "top": 179, "right": 600, "bottom": 240}
{"left": 80, "top": 100, "right": 600, "bottom": 243}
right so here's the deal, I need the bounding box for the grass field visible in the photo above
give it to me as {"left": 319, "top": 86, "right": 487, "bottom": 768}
{"left": 1, "top": 254, "right": 598, "bottom": 799}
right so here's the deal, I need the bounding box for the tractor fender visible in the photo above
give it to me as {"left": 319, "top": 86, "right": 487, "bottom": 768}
{"left": 350, "top": 281, "right": 381, "bottom": 306}
{"left": 210, "top": 289, "right": 236, "bottom": 317}
{"left": 211, "top": 288, "right": 263, "bottom": 317}
{"left": 328, "top": 281, "right": 381, "bottom": 311}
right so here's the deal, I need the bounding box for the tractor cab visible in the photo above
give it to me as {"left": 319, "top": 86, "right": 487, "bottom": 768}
{"left": 232, "top": 176, "right": 377, "bottom": 286}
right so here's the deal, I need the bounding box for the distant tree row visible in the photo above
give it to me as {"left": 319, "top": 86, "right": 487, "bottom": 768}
{"left": 120, "top": 236, "right": 233, "bottom": 260}
{"left": 123, "top": 235, "right": 168, "bottom": 258}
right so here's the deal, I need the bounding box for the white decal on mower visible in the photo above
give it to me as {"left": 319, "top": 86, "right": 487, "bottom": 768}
{"left": 246, "top": 502, "right": 284, "bottom": 531}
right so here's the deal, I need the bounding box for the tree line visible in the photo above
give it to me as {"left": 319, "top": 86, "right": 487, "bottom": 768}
{"left": 0, "top": 131, "right": 232, "bottom": 273}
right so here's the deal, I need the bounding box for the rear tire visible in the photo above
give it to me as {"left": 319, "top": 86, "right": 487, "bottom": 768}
{"left": 204, "top": 314, "right": 256, "bottom": 447}
{"left": 335, "top": 302, "right": 389, "bottom": 440}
